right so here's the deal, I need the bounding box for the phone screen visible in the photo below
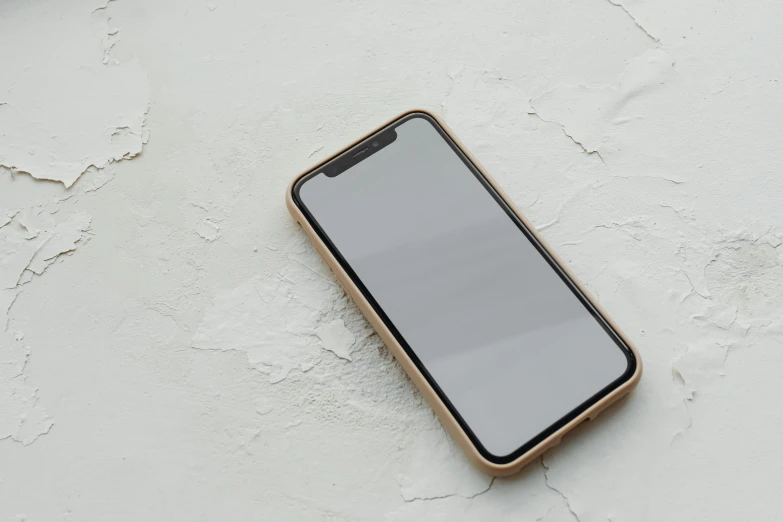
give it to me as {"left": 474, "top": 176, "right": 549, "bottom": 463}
{"left": 294, "top": 113, "right": 635, "bottom": 461}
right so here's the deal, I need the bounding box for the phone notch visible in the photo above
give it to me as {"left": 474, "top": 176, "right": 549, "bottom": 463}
{"left": 324, "top": 128, "right": 397, "bottom": 177}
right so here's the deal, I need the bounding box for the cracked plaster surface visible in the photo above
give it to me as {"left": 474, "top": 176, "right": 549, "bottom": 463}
{"left": 192, "top": 234, "right": 363, "bottom": 382}
{"left": 0, "top": 0, "right": 149, "bottom": 187}
{"left": 1, "top": 0, "right": 782, "bottom": 519}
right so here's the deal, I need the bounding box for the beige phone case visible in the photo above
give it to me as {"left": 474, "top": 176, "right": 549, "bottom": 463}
{"left": 285, "top": 109, "right": 643, "bottom": 476}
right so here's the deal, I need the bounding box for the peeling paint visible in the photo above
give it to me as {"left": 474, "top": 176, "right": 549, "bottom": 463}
{"left": 530, "top": 49, "right": 676, "bottom": 168}
{"left": 315, "top": 318, "right": 355, "bottom": 361}
{"left": 192, "top": 234, "right": 356, "bottom": 383}
{"left": 0, "top": 0, "right": 149, "bottom": 454}
{"left": 0, "top": 340, "right": 54, "bottom": 445}
{"left": 0, "top": 210, "right": 91, "bottom": 289}
{"left": 0, "top": 209, "right": 91, "bottom": 445}
{"left": 195, "top": 218, "right": 221, "bottom": 242}
{"left": 0, "top": 0, "right": 150, "bottom": 187}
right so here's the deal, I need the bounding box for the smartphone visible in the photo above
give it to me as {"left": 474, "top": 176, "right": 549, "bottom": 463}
{"left": 286, "top": 110, "right": 642, "bottom": 476}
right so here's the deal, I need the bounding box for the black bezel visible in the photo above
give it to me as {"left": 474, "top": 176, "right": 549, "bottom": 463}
{"left": 291, "top": 111, "right": 637, "bottom": 465}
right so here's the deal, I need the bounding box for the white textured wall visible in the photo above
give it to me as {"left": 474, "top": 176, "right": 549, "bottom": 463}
{"left": 1, "top": 0, "right": 782, "bottom": 520}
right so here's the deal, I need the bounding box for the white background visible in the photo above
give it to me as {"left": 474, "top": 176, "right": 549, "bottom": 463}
{"left": 1, "top": 0, "right": 781, "bottom": 520}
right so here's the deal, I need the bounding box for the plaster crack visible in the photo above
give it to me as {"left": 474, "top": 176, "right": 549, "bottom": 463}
{"left": 669, "top": 392, "right": 694, "bottom": 445}
{"left": 537, "top": 213, "right": 561, "bottom": 232}
{"left": 237, "top": 428, "right": 263, "bottom": 454}
{"left": 145, "top": 303, "right": 191, "bottom": 332}
{"left": 535, "top": 185, "right": 593, "bottom": 233}
{"left": 534, "top": 506, "right": 557, "bottom": 522}
{"left": 527, "top": 108, "right": 605, "bottom": 163}
{"left": 2, "top": 290, "right": 22, "bottom": 331}
{"left": 542, "top": 457, "right": 581, "bottom": 521}
{"left": 402, "top": 477, "right": 496, "bottom": 503}
{"left": 290, "top": 258, "right": 339, "bottom": 288}
{"left": 92, "top": 0, "right": 116, "bottom": 15}
{"left": 611, "top": 174, "right": 684, "bottom": 185}
{"left": 440, "top": 63, "right": 464, "bottom": 116}
{"left": 681, "top": 270, "right": 709, "bottom": 301}
{"left": 606, "top": 0, "right": 659, "bottom": 44}
{"left": 658, "top": 203, "right": 692, "bottom": 221}
{"left": 307, "top": 144, "right": 324, "bottom": 158}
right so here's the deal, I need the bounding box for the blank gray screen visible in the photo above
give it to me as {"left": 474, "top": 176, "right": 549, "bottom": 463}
{"left": 298, "top": 115, "right": 630, "bottom": 458}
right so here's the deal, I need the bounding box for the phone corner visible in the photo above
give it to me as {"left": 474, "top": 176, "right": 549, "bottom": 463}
{"left": 627, "top": 345, "right": 644, "bottom": 389}
{"left": 618, "top": 329, "right": 644, "bottom": 390}
{"left": 396, "top": 108, "right": 444, "bottom": 125}
{"left": 445, "top": 417, "right": 547, "bottom": 478}
{"left": 470, "top": 446, "right": 546, "bottom": 478}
